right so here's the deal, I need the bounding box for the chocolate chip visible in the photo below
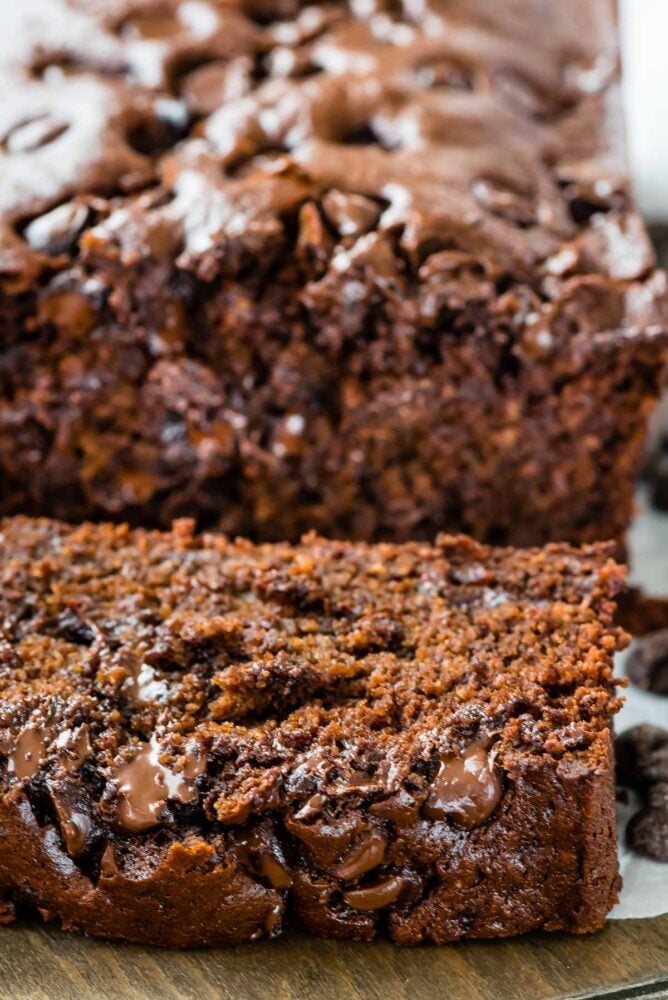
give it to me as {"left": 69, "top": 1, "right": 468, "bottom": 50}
{"left": 626, "top": 631, "right": 668, "bottom": 695}
{"left": 343, "top": 874, "right": 406, "bottom": 911}
{"left": 245, "top": 822, "right": 293, "bottom": 889}
{"left": 6, "top": 115, "right": 68, "bottom": 154}
{"left": 321, "top": 190, "right": 381, "bottom": 239}
{"left": 627, "top": 783, "right": 668, "bottom": 862}
{"left": 24, "top": 202, "right": 90, "bottom": 255}
{"left": 494, "top": 69, "right": 558, "bottom": 118}
{"left": 423, "top": 742, "right": 502, "bottom": 828}
{"left": 296, "top": 201, "right": 333, "bottom": 274}
{"left": 182, "top": 59, "right": 252, "bottom": 115}
{"left": 471, "top": 178, "right": 536, "bottom": 227}
{"left": 49, "top": 609, "right": 97, "bottom": 646}
{"left": 9, "top": 725, "right": 51, "bottom": 780}
{"left": 333, "top": 832, "right": 386, "bottom": 880}
{"left": 416, "top": 58, "right": 474, "bottom": 92}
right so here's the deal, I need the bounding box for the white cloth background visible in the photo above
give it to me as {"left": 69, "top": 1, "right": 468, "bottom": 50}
{"left": 620, "top": 0, "right": 668, "bottom": 222}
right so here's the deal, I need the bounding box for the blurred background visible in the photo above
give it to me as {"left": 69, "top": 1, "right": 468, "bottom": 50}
{"left": 621, "top": 0, "right": 668, "bottom": 457}
{"left": 621, "top": 0, "right": 668, "bottom": 240}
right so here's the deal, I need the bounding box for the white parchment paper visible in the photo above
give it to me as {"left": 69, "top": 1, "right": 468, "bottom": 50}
{"left": 608, "top": 491, "right": 668, "bottom": 919}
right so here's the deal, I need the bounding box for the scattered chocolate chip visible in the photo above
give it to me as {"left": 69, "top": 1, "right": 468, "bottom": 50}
{"left": 423, "top": 742, "right": 502, "bottom": 828}
{"left": 258, "top": 852, "right": 292, "bottom": 890}
{"left": 245, "top": 821, "right": 293, "bottom": 889}
{"left": 293, "top": 793, "right": 326, "bottom": 821}
{"left": 616, "top": 725, "right": 668, "bottom": 789}
{"left": 296, "top": 201, "right": 333, "bottom": 274}
{"left": 627, "top": 783, "right": 668, "bottom": 863}
{"left": 263, "top": 902, "right": 283, "bottom": 936}
{"left": 626, "top": 631, "right": 668, "bottom": 695}
{"left": 56, "top": 725, "right": 93, "bottom": 774}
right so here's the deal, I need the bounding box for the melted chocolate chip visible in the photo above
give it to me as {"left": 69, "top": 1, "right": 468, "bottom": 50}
{"left": 321, "top": 190, "right": 381, "bottom": 238}
{"left": 47, "top": 780, "right": 95, "bottom": 857}
{"left": 258, "top": 853, "right": 292, "bottom": 889}
{"left": 423, "top": 743, "right": 502, "bottom": 828}
{"left": 294, "top": 793, "right": 326, "bottom": 820}
{"left": 343, "top": 874, "right": 405, "bottom": 911}
{"left": 6, "top": 115, "right": 68, "bottom": 154}
{"left": 9, "top": 725, "right": 51, "bottom": 779}
{"left": 264, "top": 902, "right": 283, "bottom": 935}
{"left": 183, "top": 743, "right": 207, "bottom": 779}
{"left": 182, "top": 60, "right": 252, "bottom": 114}
{"left": 115, "top": 736, "right": 198, "bottom": 832}
{"left": 333, "top": 833, "right": 386, "bottom": 880}
{"left": 471, "top": 178, "right": 536, "bottom": 227}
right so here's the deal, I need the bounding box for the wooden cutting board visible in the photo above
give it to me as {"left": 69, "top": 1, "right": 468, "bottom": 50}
{"left": 0, "top": 913, "right": 666, "bottom": 1000}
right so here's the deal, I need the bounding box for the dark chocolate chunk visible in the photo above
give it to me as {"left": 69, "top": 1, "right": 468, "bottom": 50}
{"left": 333, "top": 833, "right": 386, "bottom": 880}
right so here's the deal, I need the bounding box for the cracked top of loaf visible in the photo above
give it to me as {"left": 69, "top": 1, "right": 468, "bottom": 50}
{"left": 0, "top": 0, "right": 665, "bottom": 341}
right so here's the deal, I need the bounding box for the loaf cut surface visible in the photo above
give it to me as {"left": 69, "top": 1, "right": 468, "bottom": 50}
{"left": 0, "top": 517, "right": 626, "bottom": 946}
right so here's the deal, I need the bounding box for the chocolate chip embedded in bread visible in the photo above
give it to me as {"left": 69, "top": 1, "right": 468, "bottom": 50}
{"left": 46, "top": 779, "right": 97, "bottom": 858}
{"left": 343, "top": 874, "right": 406, "bottom": 911}
{"left": 423, "top": 742, "right": 502, "bottom": 828}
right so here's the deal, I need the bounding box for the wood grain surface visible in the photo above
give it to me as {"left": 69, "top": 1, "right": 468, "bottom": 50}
{"left": 0, "top": 913, "right": 666, "bottom": 1000}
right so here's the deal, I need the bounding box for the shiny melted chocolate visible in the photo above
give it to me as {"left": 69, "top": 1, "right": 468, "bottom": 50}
{"left": 424, "top": 741, "right": 502, "bottom": 828}
{"left": 115, "top": 735, "right": 200, "bottom": 832}
{"left": 9, "top": 726, "right": 51, "bottom": 779}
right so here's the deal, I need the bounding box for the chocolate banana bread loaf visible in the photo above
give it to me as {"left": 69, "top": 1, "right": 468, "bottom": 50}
{"left": 0, "top": 516, "right": 626, "bottom": 946}
{"left": 0, "top": 0, "right": 666, "bottom": 545}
